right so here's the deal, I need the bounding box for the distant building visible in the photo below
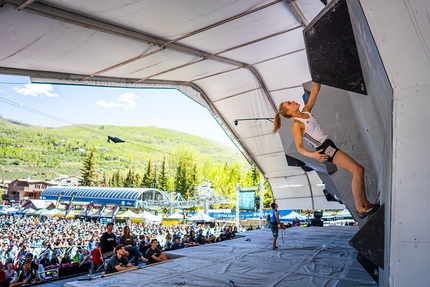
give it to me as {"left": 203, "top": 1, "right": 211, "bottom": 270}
{"left": 57, "top": 176, "right": 82, "bottom": 186}
{"left": 21, "top": 199, "right": 56, "bottom": 210}
{"left": 7, "top": 179, "right": 57, "bottom": 202}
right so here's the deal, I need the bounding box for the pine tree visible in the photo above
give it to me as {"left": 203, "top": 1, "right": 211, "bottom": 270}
{"left": 174, "top": 159, "right": 188, "bottom": 197}
{"left": 141, "top": 159, "right": 153, "bottom": 188}
{"left": 245, "top": 165, "right": 260, "bottom": 187}
{"left": 157, "top": 156, "right": 168, "bottom": 191}
{"left": 101, "top": 171, "right": 109, "bottom": 187}
{"left": 124, "top": 167, "right": 135, "bottom": 187}
{"left": 187, "top": 163, "right": 198, "bottom": 199}
{"left": 80, "top": 150, "right": 97, "bottom": 186}
{"left": 111, "top": 168, "right": 124, "bottom": 187}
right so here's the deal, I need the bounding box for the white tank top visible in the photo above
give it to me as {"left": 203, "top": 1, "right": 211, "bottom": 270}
{"left": 294, "top": 112, "right": 328, "bottom": 149}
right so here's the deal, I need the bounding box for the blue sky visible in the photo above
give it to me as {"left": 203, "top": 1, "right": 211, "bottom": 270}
{"left": 0, "top": 74, "right": 235, "bottom": 146}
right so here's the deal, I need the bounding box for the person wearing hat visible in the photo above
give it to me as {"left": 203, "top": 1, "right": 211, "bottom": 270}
{"left": 19, "top": 253, "right": 37, "bottom": 271}
{"left": 219, "top": 229, "right": 229, "bottom": 241}
{"left": 105, "top": 244, "right": 139, "bottom": 274}
{"left": 180, "top": 234, "right": 197, "bottom": 248}
{"left": 50, "top": 252, "right": 60, "bottom": 266}
{"left": 170, "top": 236, "right": 182, "bottom": 250}
{"left": 40, "top": 252, "right": 50, "bottom": 268}
{"left": 10, "top": 260, "right": 41, "bottom": 287}
{"left": 60, "top": 252, "right": 72, "bottom": 264}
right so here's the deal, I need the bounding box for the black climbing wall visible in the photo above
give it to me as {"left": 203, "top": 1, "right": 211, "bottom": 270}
{"left": 303, "top": 0, "right": 367, "bottom": 95}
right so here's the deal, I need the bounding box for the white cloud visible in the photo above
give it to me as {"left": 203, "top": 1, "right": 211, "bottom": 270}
{"left": 13, "top": 84, "right": 58, "bottom": 97}
{"left": 96, "top": 92, "right": 138, "bottom": 109}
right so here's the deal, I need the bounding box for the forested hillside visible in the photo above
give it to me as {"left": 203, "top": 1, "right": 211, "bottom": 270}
{"left": 0, "top": 116, "right": 245, "bottom": 177}
{"left": 0, "top": 117, "right": 274, "bottom": 207}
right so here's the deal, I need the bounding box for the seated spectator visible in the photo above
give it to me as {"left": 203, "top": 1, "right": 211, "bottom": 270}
{"left": 72, "top": 250, "right": 81, "bottom": 263}
{"left": 247, "top": 225, "right": 254, "bottom": 231}
{"left": 19, "top": 253, "right": 37, "bottom": 271}
{"left": 206, "top": 233, "right": 216, "bottom": 244}
{"left": 163, "top": 242, "right": 172, "bottom": 252}
{"left": 34, "top": 258, "right": 46, "bottom": 280}
{"left": 4, "top": 262, "right": 16, "bottom": 287}
{"left": 188, "top": 230, "right": 197, "bottom": 244}
{"left": 39, "top": 253, "right": 50, "bottom": 268}
{"left": 180, "top": 235, "right": 195, "bottom": 248}
{"left": 60, "top": 252, "right": 72, "bottom": 264}
{"left": 78, "top": 249, "right": 92, "bottom": 266}
{"left": 196, "top": 230, "right": 206, "bottom": 245}
{"left": 170, "top": 236, "right": 182, "bottom": 250}
{"left": 105, "top": 244, "right": 139, "bottom": 274}
{"left": 145, "top": 239, "right": 168, "bottom": 264}
{"left": 227, "top": 226, "right": 236, "bottom": 240}
{"left": 219, "top": 229, "right": 229, "bottom": 241}
{"left": 119, "top": 226, "right": 147, "bottom": 266}
{"left": 138, "top": 235, "right": 150, "bottom": 256}
{"left": 10, "top": 260, "right": 41, "bottom": 287}
{"left": 50, "top": 252, "right": 59, "bottom": 266}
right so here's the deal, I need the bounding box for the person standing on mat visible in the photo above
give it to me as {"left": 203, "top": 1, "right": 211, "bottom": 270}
{"left": 269, "top": 202, "right": 280, "bottom": 250}
{"left": 272, "top": 82, "right": 378, "bottom": 219}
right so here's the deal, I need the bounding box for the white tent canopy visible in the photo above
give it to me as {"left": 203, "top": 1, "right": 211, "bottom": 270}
{"left": 138, "top": 211, "right": 162, "bottom": 223}
{"left": 188, "top": 211, "right": 215, "bottom": 222}
{"left": 279, "top": 210, "right": 306, "bottom": 222}
{"left": 164, "top": 212, "right": 184, "bottom": 220}
{"left": 40, "top": 208, "right": 62, "bottom": 217}
{"left": 117, "top": 210, "right": 140, "bottom": 219}
{"left": 0, "top": 0, "right": 338, "bottom": 210}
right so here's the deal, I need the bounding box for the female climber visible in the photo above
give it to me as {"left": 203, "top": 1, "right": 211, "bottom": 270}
{"left": 272, "top": 82, "right": 377, "bottom": 219}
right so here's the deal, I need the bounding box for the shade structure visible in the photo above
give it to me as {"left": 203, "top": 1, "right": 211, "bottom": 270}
{"left": 138, "top": 211, "right": 162, "bottom": 223}
{"left": 0, "top": 0, "right": 333, "bottom": 211}
{"left": 1, "top": 207, "right": 20, "bottom": 214}
{"left": 40, "top": 208, "right": 62, "bottom": 217}
{"left": 164, "top": 212, "right": 184, "bottom": 220}
{"left": 116, "top": 210, "right": 139, "bottom": 219}
{"left": 279, "top": 210, "right": 306, "bottom": 222}
{"left": 188, "top": 211, "right": 215, "bottom": 222}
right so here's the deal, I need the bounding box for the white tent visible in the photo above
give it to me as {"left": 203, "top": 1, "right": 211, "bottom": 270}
{"left": 188, "top": 211, "right": 215, "bottom": 222}
{"left": 23, "top": 208, "right": 37, "bottom": 215}
{"left": 279, "top": 211, "right": 306, "bottom": 222}
{"left": 40, "top": 208, "right": 62, "bottom": 217}
{"left": 164, "top": 212, "right": 184, "bottom": 220}
{"left": 1, "top": 207, "right": 20, "bottom": 214}
{"left": 117, "top": 210, "right": 140, "bottom": 219}
{"left": 138, "top": 211, "right": 162, "bottom": 223}
{"left": 336, "top": 209, "right": 353, "bottom": 218}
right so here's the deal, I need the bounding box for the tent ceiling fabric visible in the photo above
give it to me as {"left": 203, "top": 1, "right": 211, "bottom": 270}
{"left": 0, "top": 0, "right": 342, "bottom": 209}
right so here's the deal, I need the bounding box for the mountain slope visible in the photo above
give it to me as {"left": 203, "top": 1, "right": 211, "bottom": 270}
{"left": 0, "top": 117, "right": 247, "bottom": 180}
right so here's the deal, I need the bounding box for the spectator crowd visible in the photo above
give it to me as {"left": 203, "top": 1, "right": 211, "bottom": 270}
{"left": 0, "top": 214, "right": 242, "bottom": 286}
